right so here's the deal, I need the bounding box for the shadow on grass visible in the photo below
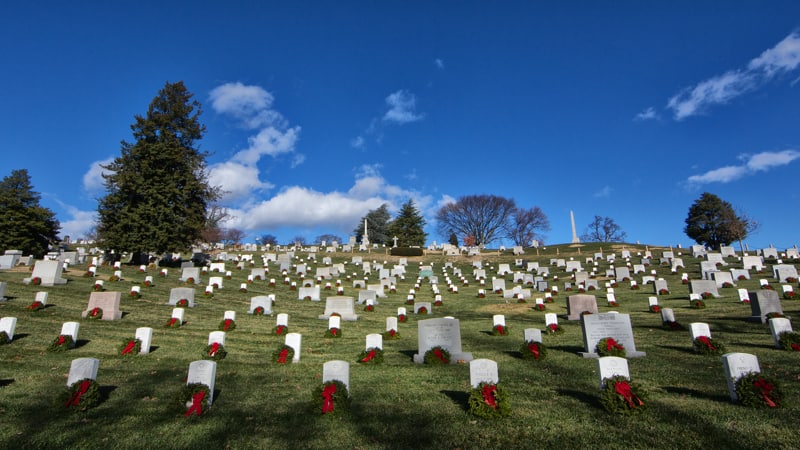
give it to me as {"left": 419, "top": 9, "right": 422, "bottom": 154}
{"left": 658, "top": 345, "right": 696, "bottom": 355}
{"left": 99, "top": 385, "right": 118, "bottom": 403}
{"left": 556, "top": 389, "right": 602, "bottom": 410}
{"left": 74, "top": 339, "right": 90, "bottom": 349}
{"left": 440, "top": 389, "right": 469, "bottom": 412}
{"left": 662, "top": 386, "right": 730, "bottom": 403}
{"left": 550, "top": 344, "right": 585, "bottom": 354}
{"left": 398, "top": 349, "right": 416, "bottom": 361}
{"left": 0, "top": 378, "right": 14, "bottom": 387}
{"left": 11, "top": 333, "right": 30, "bottom": 341}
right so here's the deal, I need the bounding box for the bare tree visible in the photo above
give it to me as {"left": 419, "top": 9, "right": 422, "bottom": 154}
{"left": 505, "top": 206, "right": 550, "bottom": 246}
{"left": 581, "top": 215, "right": 627, "bottom": 243}
{"left": 221, "top": 228, "right": 246, "bottom": 246}
{"left": 435, "top": 195, "right": 516, "bottom": 247}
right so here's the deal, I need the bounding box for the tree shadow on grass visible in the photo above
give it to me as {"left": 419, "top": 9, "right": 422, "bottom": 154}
{"left": 440, "top": 389, "right": 470, "bottom": 412}
{"left": 0, "top": 379, "right": 14, "bottom": 387}
{"left": 550, "top": 344, "right": 585, "bottom": 354}
{"left": 658, "top": 344, "right": 696, "bottom": 355}
{"left": 398, "top": 349, "right": 416, "bottom": 360}
{"left": 99, "top": 385, "right": 118, "bottom": 403}
{"left": 662, "top": 386, "right": 730, "bottom": 403}
{"left": 556, "top": 389, "right": 603, "bottom": 410}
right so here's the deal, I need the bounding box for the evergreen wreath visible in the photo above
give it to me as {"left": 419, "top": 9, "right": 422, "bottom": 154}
{"left": 273, "top": 325, "right": 288, "bottom": 336}
{"left": 60, "top": 378, "right": 101, "bottom": 411}
{"left": 423, "top": 346, "right": 451, "bottom": 364}
{"left": 519, "top": 340, "right": 547, "bottom": 361}
{"left": 596, "top": 337, "right": 626, "bottom": 357}
{"left": 179, "top": 383, "right": 211, "bottom": 417}
{"left": 219, "top": 319, "right": 236, "bottom": 331}
{"left": 766, "top": 312, "right": 785, "bottom": 320}
{"left": 325, "top": 327, "right": 342, "bottom": 338}
{"left": 357, "top": 347, "right": 384, "bottom": 364}
{"left": 735, "top": 372, "right": 782, "bottom": 408}
{"left": 47, "top": 335, "right": 74, "bottom": 352}
{"left": 176, "top": 299, "right": 189, "bottom": 307}
{"left": 273, "top": 344, "right": 295, "bottom": 364}
{"left": 662, "top": 320, "right": 684, "bottom": 331}
{"left": 118, "top": 338, "right": 142, "bottom": 355}
{"left": 364, "top": 304, "right": 375, "bottom": 312}
{"left": 649, "top": 305, "right": 660, "bottom": 313}
{"left": 468, "top": 382, "right": 511, "bottom": 419}
{"left": 87, "top": 307, "right": 103, "bottom": 319}
{"left": 31, "top": 277, "right": 42, "bottom": 285}
{"left": 692, "top": 336, "right": 725, "bottom": 354}
{"left": 533, "top": 304, "right": 546, "bottom": 311}
{"left": 204, "top": 342, "right": 227, "bottom": 361}
{"left": 313, "top": 380, "right": 350, "bottom": 415}
{"left": 491, "top": 324, "right": 508, "bottom": 336}
{"left": 691, "top": 299, "right": 706, "bottom": 309}
{"left": 599, "top": 376, "right": 647, "bottom": 415}
{"left": 27, "top": 301, "right": 45, "bottom": 311}
{"left": 398, "top": 314, "right": 407, "bottom": 323}
{"left": 253, "top": 306, "right": 265, "bottom": 315}
{"left": 382, "top": 329, "right": 401, "bottom": 339}
{"left": 164, "top": 317, "right": 182, "bottom": 328}
{"left": 700, "top": 292, "right": 713, "bottom": 300}
{"left": 129, "top": 290, "right": 141, "bottom": 299}
{"left": 778, "top": 331, "right": 800, "bottom": 351}
{"left": 544, "top": 323, "right": 564, "bottom": 335}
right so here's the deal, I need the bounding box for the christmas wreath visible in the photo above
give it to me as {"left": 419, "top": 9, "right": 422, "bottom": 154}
{"left": 692, "top": 336, "right": 725, "bottom": 354}
{"left": 784, "top": 291, "right": 796, "bottom": 300}
{"left": 357, "top": 347, "right": 384, "bottom": 364}
{"left": 631, "top": 284, "right": 639, "bottom": 290}
{"left": 544, "top": 296, "right": 555, "bottom": 303}
{"left": 129, "top": 290, "right": 141, "bottom": 299}
{"left": 520, "top": 340, "right": 547, "bottom": 361}
{"left": 658, "top": 289, "right": 669, "bottom": 295}
{"left": 766, "top": 312, "right": 785, "bottom": 320}
{"left": 364, "top": 304, "right": 375, "bottom": 312}
{"left": 108, "top": 275, "right": 120, "bottom": 282}
{"left": 649, "top": 305, "right": 660, "bottom": 313}
{"left": 778, "top": 331, "right": 800, "bottom": 351}
{"left": 662, "top": 320, "right": 684, "bottom": 331}
{"left": 185, "top": 277, "right": 195, "bottom": 284}
{"left": 252, "top": 306, "right": 265, "bottom": 316}
{"left": 596, "top": 337, "right": 626, "bottom": 357}
{"left": 600, "top": 376, "right": 646, "bottom": 415}
{"left": 608, "top": 301, "right": 619, "bottom": 307}
{"left": 92, "top": 283, "right": 104, "bottom": 292}
{"left": 434, "top": 300, "right": 443, "bottom": 307}
{"left": 383, "top": 328, "right": 400, "bottom": 339}
{"left": 417, "top": 306, "right": 428, "bottom": 314}
{"left": 240, "top": 287, "right": 247, "bottom": 293}
{"left": 180, "top": 383, "right": 211, "bottom": 417}
{"left": 31, "top": 277, "right": 42, "bottom": 285}
{"left": 517, "top": 297, "right": 527, "bottom": 304}
{"left": 164, "top": 317, "right": 182, "bottom": 328}
{"left": 204, "top": 342, "right": 227, "bottom": 361}
{"left": 119, "top": 338, "right": 141, "bottom": 355}
{"left": 398, "top": 314, "right": 407, "bottom": 323}
{"left": 533, "top": 304, "right": 545, "bottom": 311}
{"left": 273, "top": 344, "right": 295, "bottom": 364}
{"left": 86, "top": 307, "right": 103, "bottom": 320}
{"left": 314, "top": 380, "right": 350, "bottom": 415}
{"left": 491, "top": 324, "right": 508, "bottom": 336}
{"left": 176, "top": 299, "right": 189, "bottom": 307}
{"left": 325, "top": 327, "right": 341, "bottom": 338}
{"left": 735, "top": 372, "right": 781, "bottom": 408}
{"left": 424, "top": 346, "right": 451, "bottom": 364}
{"left": 468, "top": 382, "right": 511, "bottom": 419}
{"left": 27, "top": 301, "right": 45, "bottom": 311}
{"left": 144, "top": 280, "right": 152, "bottom": 287}
{"left": 219, "top": 319, "right": 236, "bottom": 331}
{"left": 700, "top": 292, "right": 713, "bottom": 300}
{"left": 691, "top": 299, "right": 706, "bottom": 309}
{"left": 273, "top": 325, "right": 288, "bottom": 336}
{"left": 0, "top": 331, "right": 9, "bottom": 345}
{"left": 60, "top": 378, "right": 101, "bottom": 411}
{"left": 47, "top": 335, "right": 74, "bottom": 352}
{"left": 544, "top": 323, "right": 564, "bottom": 335}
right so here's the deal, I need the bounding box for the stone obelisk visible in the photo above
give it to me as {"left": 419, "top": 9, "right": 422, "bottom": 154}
{"left": 570, "top": 211, "right": 580, "bottom": 244}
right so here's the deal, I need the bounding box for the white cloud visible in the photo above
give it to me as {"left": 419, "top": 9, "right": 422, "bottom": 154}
{"left": 290, "top": 153, "right": 306, "bottom": 168}
{"left": 667, "top": 31, "right": 800, "bottom": 120}
{"left": 82, "top": 158, "right": 114, "bottom": 193}
{"left": 208, "top": 161, "right": 272, "bottom": 202}
{"left": 233, "top": 125, "right": 301, "bottom": 165}
{"left": 687, "top": 149, "right": 800, "bottom": 185}
{"left": 748, "top": 32, "right": 800, "bottom": 77}
{"left": 634, "top": 107, "right": 659, "bottom": 121}
{"left": 350, "top": 135, "right": 365, "bottom": 149}
{"left": 435, "top": 58, "right": 445, "bottom": 69}
{"left": 383, "top": 90, "right": 424, "bottom": 124}
{"left": 593, "top": 186, "right": 613, "bottom": 198}
{"left": 50, "top": 199, "right": 97, "bottom": 240}
{"left": 208, "top": 82, "right": 284, "bottom": 129}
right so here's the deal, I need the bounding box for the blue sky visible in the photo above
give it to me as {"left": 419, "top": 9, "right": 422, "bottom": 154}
{"left": 2, "top": 2, "right": 800, "bottom": 249}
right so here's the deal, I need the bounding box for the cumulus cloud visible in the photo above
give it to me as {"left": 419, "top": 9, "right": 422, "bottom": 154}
{"left": 687, "top": 149, "right": 800, "bottom": 185}
{"left": 208, "top": 161, "right": 272, "bottom": 202}
{"left": 82, "top": 158, "right": 114, "bottom": 193}
{"left": 383, "top": 90, "right": 424, "bottom": 123}
{"left": 232, "top": 125, "right": 301, "bottom": 165}
{"left": 668, "top": 31, "right": 800, "bottom": 120}
{"left": 209, "top": 82, "right": 284, "bottom": 129}
{"left": 634, "top": 107, "right": 659, "bottom": 121}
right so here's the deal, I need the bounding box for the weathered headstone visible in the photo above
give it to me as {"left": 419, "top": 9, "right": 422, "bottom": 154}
{"left": 82, "top": 291, "right": 123, "bottom": 320}
{"left": 580, "top": 313, "right": 645, "bottom": 358}
{"left": 566, "top": 295, "right": 599, "bottom": 320}
{"left": 318, "top": 296, "right": 358, "bottom": 321}
{"left": 748, "top": 290, "right": 783, "bottom": 323}
{"left": 24, "top": 260, "right": 67, "bottom": 286}
{"left": 413, "top": 318, "right": 473, "bottom": 364}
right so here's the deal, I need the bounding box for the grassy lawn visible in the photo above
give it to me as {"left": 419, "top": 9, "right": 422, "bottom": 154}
{"left": 0, "top": 243, "right": 798, "bottom": 449}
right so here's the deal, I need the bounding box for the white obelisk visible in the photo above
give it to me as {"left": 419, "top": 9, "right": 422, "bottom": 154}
{"left": 570, "top": 211, "right": 580, "bottom": 244}
{"left": 363, "top": 218, "right": 369, "bottom": 246}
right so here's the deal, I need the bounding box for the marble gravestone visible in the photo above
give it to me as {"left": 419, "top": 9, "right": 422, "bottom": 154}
{"left": 168, "top": 287, "right": 196, "bottom": 307}
{"left": 722, "top": 353, "right": 760, "bottom": 402}
{"left": 135, "top": 327, "right": 153, "bottom": 354}
{"left": 24, "top": 260, "right": 67, "bottom": 286}
{"left": 566, "top": 295, "right": 599, "bottom": 320}
{"left": 0, "top": 317, "right": 16, "bottom": 341}
{"left": 318, "top": 296, "right": 358, "bottom": 321}
{"left": 82, "top": 291, "right": 123, "bottom": 320}
{"left": 748, "top": 290, "right": 784, "bottom": 323}
{"left": 187, "top": 360, "right": 217, "bottom": 405}
{"left": 249, "top": 296, "right": 273, "bottom": 315}
{"left": 469, "top": 358, "right": 499, "bottom": 388}
{"left": 67, "top": 357, "right": 99, "bottom": 387}
{"left": 580, "top": 313, "right": 645, "bottom": 358}
{"left": 768, "top": 318, "right": 793, "bottom": 348}
{"left": 413, "top": 318, "right": 473, "bottom": 364}
{"left": 597, "top": 356, "right": 630, "bottom": 388}
{"left": 322, "top": 360, "right": 350, "bottom": 392}
{"left": 285, "top": 333, "right": 302, "bottom": 363}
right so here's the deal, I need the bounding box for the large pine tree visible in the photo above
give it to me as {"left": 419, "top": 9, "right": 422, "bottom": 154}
{"left": 0, "top": 169, "right": 60, "bottom": 257}
{"left": 353, "top": 204, "right": 391, "bottom": 245}
{"left": 97, "top": 81, "right": 218, "bottom": 255}
{"left": 387, "top": 199, "right": 427, "bottom": 247}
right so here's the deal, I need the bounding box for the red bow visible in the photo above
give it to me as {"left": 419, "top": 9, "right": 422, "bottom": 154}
{"left": 330, "top": 328, "right": 338, "bottom": 336}
{"left": 321, "top": 384, "right": 337, "bottom": 414}
{"left": 433, "top": 348, "right": 447, "bottom": 363}
{"left": 753, "top": 378, "right": 778, "bottom": 408}
{"left": 121, "top": 340, "right": 136, "bottom": 355}
{"left": 168, "top": 318, "right": 178, "bottom": 326}
{"left": 65, "top": 380, "right": 91, "bottom": 407}
{"left": 361, "top": 349, "right": 377, "bottom": 363}
{"left": 495, "top": 325, "right": 505, "bottom": 336}
{"left": 482, "top": 384, "right": 498, "bottom": 409}
{"left": 57, "top": 335, "right": 66, "bottom": 346}
{"left": 277, "top": 348, "right": 288, "bottom": 364}
{"left": 209, "top": 342, "right": 220, "bottom": 357}
{"left": 185, "top": 391, "right": 206, "bottom": 416}
{"left": 791, "top": 343, "right": 800, "bottom": 352}
{"left": 548, "top": 324, "right": 558, "bottom": 331}
{"left": 606, "top": 338, "right": 623, "bottom": 352}
{"left": 276, "top": 325, "right": 286, "bottom": 335}
{"left": 223, "top": 319, "right": 233, "bottom": 331}
{"left": 389, "top": 329, "right": 396, "bottom": 337}
{"left": 614, "top": 380, "right": 643, "bottom": 409}
{"left": 528, "top": 342, "right": 540, "bottom": 359}
{"left": 697, "top": 336, "right": 716, "bottom": 351}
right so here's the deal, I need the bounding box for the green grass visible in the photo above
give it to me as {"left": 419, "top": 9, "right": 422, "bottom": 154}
{"left": 0, "top": 243, "right": 799, "bottom": 449}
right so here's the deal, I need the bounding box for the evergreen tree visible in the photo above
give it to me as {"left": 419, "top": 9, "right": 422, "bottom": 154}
{"left": 353, "top": 204, "right": 391, "bottom": 244}
{"left": 97, "top": 81, "right": 218, "bottom": 255}
{"left": 0, "top": 169, "right": 60, "bottom": 257}
{"left": 684, "top": 192, "right": 755, "bottom": 250}
{"left": 387, "top": 199, "right": 427, "bottom": 247}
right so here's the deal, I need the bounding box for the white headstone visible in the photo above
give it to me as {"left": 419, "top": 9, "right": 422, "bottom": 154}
{"left": 469, "top": 358, "right": 499, "bottom": 388}
{"left": 67, "top": 357, "right": 99, "bottom": 387}
{"left": 187, "top": 360, "right": 217, "bottom": 404}
{"left": 722, "top": 353, "right": 760, "bottom": 401}
{"left": 285, "top": 333, "right": 302, "bottom": 362}
{"left": 597, "top": 356, "right": 630, "bottom": 388}
{"left": 322, "top": 360, "right": 350, "bottom": 392}
{"left": 135, "top": 327, "right": 153, "bottom": 354}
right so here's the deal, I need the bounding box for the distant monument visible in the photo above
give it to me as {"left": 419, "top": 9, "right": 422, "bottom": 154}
{"left": 570, "top": 211, "right": 580, "bottom": 244}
